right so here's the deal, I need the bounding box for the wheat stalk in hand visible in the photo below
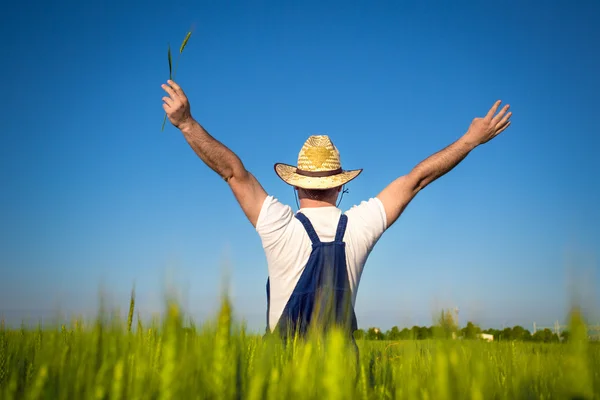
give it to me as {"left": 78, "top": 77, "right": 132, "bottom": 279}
{"left": 161, "top": 30, "right": 192, "bottom": 131}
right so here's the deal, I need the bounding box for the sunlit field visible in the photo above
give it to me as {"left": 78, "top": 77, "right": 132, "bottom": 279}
{"left": 1, "top": 292, "right": 598, "bottom": 399}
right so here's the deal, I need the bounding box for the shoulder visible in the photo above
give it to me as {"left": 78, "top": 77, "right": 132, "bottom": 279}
{"left": 345, "top": 198, "right": 387, "bottom": 229}
{"left": 343, "top": 197, "right": 388, "bottom": 245}
{"left": 257, "top": 195, "right": 293, "bottom": 225}
{"left": 255, "top": 195, "right": 295, "bottom": 248}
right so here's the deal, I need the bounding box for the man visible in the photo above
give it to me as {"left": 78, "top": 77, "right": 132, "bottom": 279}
{"left": 161, "top": 80, "right": 512, "bottom": 340}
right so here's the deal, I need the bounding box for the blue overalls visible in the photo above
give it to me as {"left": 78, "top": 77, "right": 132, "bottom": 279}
{"left": 266, "top": 212, "right": 358, "bottom": 344}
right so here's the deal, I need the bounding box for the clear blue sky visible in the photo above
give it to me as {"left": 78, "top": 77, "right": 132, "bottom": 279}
{"left": 1, "top": 0, "right": 598, "bottom": 332}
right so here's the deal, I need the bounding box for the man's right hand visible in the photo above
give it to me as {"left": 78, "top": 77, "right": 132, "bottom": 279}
{"left": 462, "top": 100, "right": 512, "bottom": 148}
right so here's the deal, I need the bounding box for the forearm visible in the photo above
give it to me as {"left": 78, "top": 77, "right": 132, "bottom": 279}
{"left": 410, "top": 136, "right": 477, "bottom": 191}
{"left": 179, "top": 119, "right": 247, "bottom": 181}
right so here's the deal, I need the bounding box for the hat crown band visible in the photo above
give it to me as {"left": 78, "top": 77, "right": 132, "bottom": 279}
{"left": 295, "top": 167, "right": 343, "bottom": 177}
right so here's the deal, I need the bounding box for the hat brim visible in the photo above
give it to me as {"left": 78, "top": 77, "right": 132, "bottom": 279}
{"left": 274, "top": 163, "right": 362, "bottom": 190}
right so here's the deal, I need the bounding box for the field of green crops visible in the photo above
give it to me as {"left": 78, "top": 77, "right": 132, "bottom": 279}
{"left": 1, "top": 296, "right": 599, "bottom": 399}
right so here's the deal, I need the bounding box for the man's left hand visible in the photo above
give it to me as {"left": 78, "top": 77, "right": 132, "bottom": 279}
{"left": 162, "top": 80, "right": 194, "bottom": 129}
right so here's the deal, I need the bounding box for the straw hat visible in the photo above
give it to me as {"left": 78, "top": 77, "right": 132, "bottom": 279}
{"left": 274, "top": 135, "right": 362, "bottom": 190}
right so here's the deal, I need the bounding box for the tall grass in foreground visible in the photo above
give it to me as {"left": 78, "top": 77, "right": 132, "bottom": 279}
{"left": 0, "top": 294, "right": 598, "bottom": 399}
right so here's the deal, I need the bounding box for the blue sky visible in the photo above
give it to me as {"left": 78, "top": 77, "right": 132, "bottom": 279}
{"left": 1, "top": 0, "right": 598, "bottom": 332}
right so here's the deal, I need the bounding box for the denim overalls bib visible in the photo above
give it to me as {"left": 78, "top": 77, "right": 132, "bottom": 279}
{"left": 266, "top": 212, "right": 358, "bottom": 341}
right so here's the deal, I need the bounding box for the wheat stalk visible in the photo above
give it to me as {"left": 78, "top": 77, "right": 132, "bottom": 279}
{"left": 127, "top": 286, "right": 135, "bottom": 333}
{"left": 161, "top": 29, "right": 193, "bottom": 132}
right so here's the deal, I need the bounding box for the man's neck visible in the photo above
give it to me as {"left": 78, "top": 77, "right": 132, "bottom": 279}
{"left": 299, "top": 198, "right": 337, "bottom": 209}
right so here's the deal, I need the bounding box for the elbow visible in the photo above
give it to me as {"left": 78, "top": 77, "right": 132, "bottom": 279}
{"left": 225, "top": 166, "right": 250, "bottom": 184}
{"left": 415, "top": 176, "right": 431, "bottom": 193}
{"left": 218, "top": 166, "right": 234, "bottom": 182}
{"left": 220, "top": 156, "right": 248, "bottom": 182}
{"left": 406, "top": 171, "right": 428, "bottom": 194}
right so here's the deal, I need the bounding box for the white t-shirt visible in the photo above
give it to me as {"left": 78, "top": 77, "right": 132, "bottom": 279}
{"left": 256, "top": 195, "right": 388, "bottom": 332}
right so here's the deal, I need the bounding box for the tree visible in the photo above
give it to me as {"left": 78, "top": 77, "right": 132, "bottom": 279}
{"left": 366, "top": 327, "right": 384, "bottom": 341}
{"left": 511, "top": 325, "right": 531, "bottom": 341}
{"left": 436, "top": 309, "right": 459, "bottom": 338}
{"left": 426, "top": 326, "right": 434, "bottom": 339}
{"left": 532, "top": 328, "right": 558, "bottom": 343}
{"left": 500, "top": 327, "right": 513, "bottom": 341}
{"left": 461, "top": 321, "right": 482, "bottom": 339}
{"left": 387, "top": 326, "right": 401, "bottom": 340}
{"left": 410, "top": 326, "right": 421, "bottom": 339}
{"left": 411, "top": 326, "right": 432, "bottom": 340}
{"left": 399, "top": 328, "right": 412, "bottom": 340}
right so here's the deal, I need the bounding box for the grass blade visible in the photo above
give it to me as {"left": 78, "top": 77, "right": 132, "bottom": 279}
{"left": 168, "top": 43, "right": 172, "bottom": 80}
{"left": 161, "top": 114, "right": 167, "bottom": 132}
{"left": 162, "top": 42, "right": 173, "bottom": 132}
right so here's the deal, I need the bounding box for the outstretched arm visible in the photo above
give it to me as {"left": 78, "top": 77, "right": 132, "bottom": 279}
{"left": 162, "top": 80, "right": 267, "bottom": 227}
{"left": 376, "top": 100, "right": 512, "bottom": 228}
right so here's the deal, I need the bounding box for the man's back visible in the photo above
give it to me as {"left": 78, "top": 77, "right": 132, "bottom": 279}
{"left": 256, "top": 195, "right": 387, "bottom": 332}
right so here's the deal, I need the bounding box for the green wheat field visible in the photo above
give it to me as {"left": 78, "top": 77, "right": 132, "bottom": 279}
{"left": 1, "top": 292, "right": 598, "bottom": 400}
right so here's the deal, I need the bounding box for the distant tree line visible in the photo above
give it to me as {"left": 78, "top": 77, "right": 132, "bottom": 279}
{"left": 354, "top": 309, "right": 569, "bottom": 343}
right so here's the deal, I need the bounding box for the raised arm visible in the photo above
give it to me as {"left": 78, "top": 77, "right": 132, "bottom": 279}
{"left": 162, "top": 80, "right": 267, "bottom": 227}
{"left": 376, "top": 100, "right": 512, "bottom": 228}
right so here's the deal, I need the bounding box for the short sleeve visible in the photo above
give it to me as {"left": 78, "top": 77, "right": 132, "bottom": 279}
{"left": 255, "top": 196, "right": 294, "bottom": 250}
{"left": 344, "top": 197, "right": 388, "bottom": 249}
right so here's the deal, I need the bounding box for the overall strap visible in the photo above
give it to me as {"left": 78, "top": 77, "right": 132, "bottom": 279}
{"left": 295, "top": 213, "right": 321, "bottom": 245}
{"left": 335, "top": 214, "right": 348, "bottom": 242}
